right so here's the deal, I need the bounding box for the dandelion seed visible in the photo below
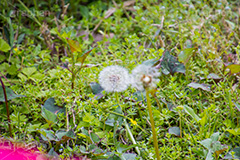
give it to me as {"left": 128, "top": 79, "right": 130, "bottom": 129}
{"left": 98, "top": 65, "right": 130, "bottom": 92}
{"left": 131, "top": 64, "right": 160, "bottom": 90}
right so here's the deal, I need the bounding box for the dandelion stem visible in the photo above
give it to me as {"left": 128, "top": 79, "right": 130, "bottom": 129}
{"left": 115, "top": 92, "right": 120, "bottom": 104}
{"left": 115, "top": 92, "right": 140, "bottom": 155}
{"left": 146, "top": 88, "right": 160, "bottom": 160}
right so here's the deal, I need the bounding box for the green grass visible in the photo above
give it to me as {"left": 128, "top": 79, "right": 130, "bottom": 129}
{"left": 0, "top": 0, "right": 240, "bottom": 159}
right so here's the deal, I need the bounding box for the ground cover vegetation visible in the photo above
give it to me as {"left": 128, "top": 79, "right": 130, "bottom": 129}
{"left": 0, "top": 0, "right": 240, "bottom": 159}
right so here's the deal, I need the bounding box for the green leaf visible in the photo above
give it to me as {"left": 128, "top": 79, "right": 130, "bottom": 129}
{"left": 199, "top": 132, "right": 226, "bottom": 159}
{"left": 168, "top": 126, "right": 180, "bottom": 137}
{"left": 206, "top": 151, "right": 214, "bottom": 160}
{"left": 105, "top": 119, "right": 115, "bottom": 126}
{"left": 116, "top": 142, "right": 138, "bottom": 153}
{"left": 83, "top": 112, "right": 95, "bottom": 123}
{"left": 210, "top": 132, "right": 220, "bottom": 141}
{"left": 224, "top": 147, "right": 240, "bottom": 159}
{"left": 66, "top": 38, "right": 82, "bottom": 53}
{"left": 0, "top": 55, "right": 6, "bottom": 63}
{"left": 178, "top": 48, "right": 196, "bottom": 63}
{"left": 92, "top": 147, "right": 104, "bottom": 156}
{"left": 43, "top": 98, "right": 65, "bottom": 115}
{"left": 226, "top": 128, "right": 240, "bottom": 136}
{"left": 185, "top": 39, "right": 193, "bottom": 48}
{"left": 48, "top": 148, "right": 59, "bottom": 158}
{"left": 90, "top": 132, "right": 100, "bottom": 143}
{"left": 199, "top": 138, "right": 212, "bottom": 150}
{"left": 142, "top": 58, "right": 158, "bottom": 66}
{"left": 0, "top": 86, "right": 25, "bottom": 102}
{"left": 7, "top": 18, "right": 14, "bottom": 48}
{"left": 41, "top": 105, "right": 57, "bottom": 125}
{"left": 225, "top": 20, "right": 235, "bottom": 30}
{"left": 160, "top": 50, "right": 185, "bottom": 75}
{"left": 3, "top": 26, "right": 10, "bottom": 47}
{"left": 40, "top": 129, "right": 56, "bottom": 141}
{"left": 122, "top": 153, "right": 137, "bottom": 160}
{"left": 17, "top": 33, "right": 25, "bottom": 44}
{"left": 106, "top": 106, "right": 124, "bottom": 127}
{"left": 30, "top": 72, "right": 45, "bottom": 81}
{"left": 234, "top": 103, "right": 240, "bottom": 112}
{"left": 81, "top": 128, "right": 90, "bottom": 137}
{"left": 211, "top": 141, "right": 228, "bottom": 157}
{"left": 161, "top": 99, "right": 175, "bottom": 111}
{"left": 0, "top": 38, "right": 11, "bottom": 52}
{"left": 207, "top": 73, "right": 221, "bottom": 80}
{"left": 89, "top": 144, "right": 97, "bottom": 151}
{"left": 55, "top": 130, "right": 75, "bottom": 141}
{"left": 107, "top": 155, "right": 121, "bottom": 160}
{"left": 226, "top": 64, "right": 240, "bottom": 74}
{"left": 22, "top": 67, "right": 37, "bottom": 77}
{"left": 132, "top": 90, "right": 146, "bottom": 102}
{"left": 90, "top": 82, "right": 103, "bottom": 94}
{"left": 89, "top": 82, "right": 104, "bottom": 99}
{"left": 18, "top": 73, "right": 28, "bottom": 81}
{"left": 199, "top": 113, "right": 207, "bottom": 126}
{"left": 76, "top": 48, "right": 93, "bottom": 65}
{"left": 7, "top": 64, "right": 18, "bottom": 76}
{"left": 79, "top": 145, "right": 89, "bottom": 154}
{"left": 187, "top": 82, "right": 211, "bottom": 92}
{"left": 79, "top": 5, "right": 89, "bottom": 18}
{"left": 183, "top": 105, "right": 200, "bottom": 122}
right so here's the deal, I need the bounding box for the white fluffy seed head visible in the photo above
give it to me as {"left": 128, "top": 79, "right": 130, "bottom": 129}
{"left": 98, "top": 65, "right": 130, "bottom": 92}
{"left": 131, "top": 64, "right": 160, "bottom": 90}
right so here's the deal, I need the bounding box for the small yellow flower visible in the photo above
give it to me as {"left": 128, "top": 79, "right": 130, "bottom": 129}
{"left": 130, "top": 118, "right": 137, "bottom": 125}
{"left": 13, "top": 47, "right": 21, "bottom": 55}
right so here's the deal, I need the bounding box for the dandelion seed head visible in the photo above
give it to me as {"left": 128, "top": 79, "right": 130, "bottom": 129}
{"left": 131, "top": 64, "right": 160, "bottom": 90}
{"left": 99, "top": 65, "right": 130, "bottom": 92}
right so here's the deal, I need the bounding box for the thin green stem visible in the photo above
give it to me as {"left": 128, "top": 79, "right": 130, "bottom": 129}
{"left": 227, "top": 91, "right": 234, "bottom": 121}
{"left": 154, "top": 94, "right": 162, "bottom": 112}
{"left": 17, "top": 0, "right": 41, "bottom": 26}
{"left": 115, "top": 92, "right": 119, "bottom": 104}
{"left": 146, "top": 88, "right": 160, "bottom": 160}
{"left": 115, "top": 92, "right": 140, "bottom": 155}
{"left": 182, "top": 117, "right": 197, "bottom": 145}
{"left": 178, "top": 110, "right": 182, "bottom": 138}
{"left": 124, "top": 119, "right": 140, "bottom": 155}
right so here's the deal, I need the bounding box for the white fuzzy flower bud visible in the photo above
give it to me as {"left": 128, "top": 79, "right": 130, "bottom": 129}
{"left": 131, "top": 64, "right": 160, "bottom": 90}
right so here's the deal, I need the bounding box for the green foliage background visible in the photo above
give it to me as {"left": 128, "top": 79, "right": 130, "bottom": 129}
{"left": 0, "top": 0, "right": 240, "bottom": 159}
